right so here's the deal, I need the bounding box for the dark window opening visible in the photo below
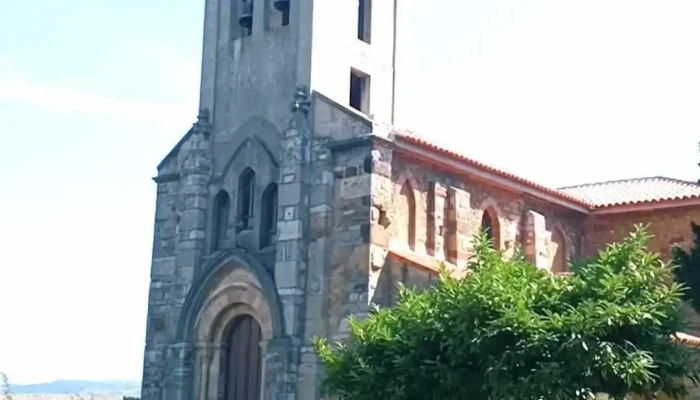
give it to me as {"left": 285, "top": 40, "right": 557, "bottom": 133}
{"left": 238, "top": 168, "right": 256, "bottom": 229}
{"left": 268, "top": 0, "right": 290, "bottom": 29}
{"left": 278, "top": 0, "right": 290, "bottom": 26}
{"left": 222, "top": 315, "right": 262, "bottom": 400}
{"left": 260, "top": 184, "right": 278, "bottom": 248}
{"left": 481, "top": 212, "right": 493, "bottom": 241}
{"left": 480, "top": 209, "right": 500, "bottom": 249}
{"left": 399, "top": 182, "right": 416, "bottom": 251}
{"left": 551, "top": 229, "right": 567, "bottom": 273}
{"left": 357, "top": 0, "right": 372, "bottom": 43}
{"left": 213, "top": 190, "right": 231, "bottom": 250}
{"left": 349, "top": 69, "right": 370, "bottom": 114}
{"left": 238, "top": 0, "right": 254, "bottom": 37}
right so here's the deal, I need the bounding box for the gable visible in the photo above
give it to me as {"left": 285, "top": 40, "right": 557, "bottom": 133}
{"left": 157, "top": 127, "right": 193, "bottom": 172}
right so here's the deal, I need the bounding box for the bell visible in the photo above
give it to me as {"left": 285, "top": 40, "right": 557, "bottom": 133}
{"left": 238, "top": 12, "right": 252, "bottom": 30}
{"left": 239, "top": 2, "right": 253, "bottom": 30}
{"left": 273, "top": 0, "right": 290, "bottom": 12}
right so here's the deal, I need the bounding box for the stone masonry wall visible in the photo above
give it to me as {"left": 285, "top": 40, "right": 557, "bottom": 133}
{"left": 373, "top": 258, "right": 438, "bottom": 307}
{"left": 584, "top": 205, "right": 700, "bottom": 334}
{"left": 142, "top": 118, "right": 212, "bottom": 400}
{"left": 389, "top": 155, "right": 585, "bottom": 271}
{"left": 293, "top": 94, "right": 376, "bottom": 399}
{"left": 584, "top": 205, "right": 700, "bottom": 260}
{"left": 327, "top": 144, "right": 374, "bottom": 341}
{"left": 141, "top": 174, "right": 179, "bottom": 400}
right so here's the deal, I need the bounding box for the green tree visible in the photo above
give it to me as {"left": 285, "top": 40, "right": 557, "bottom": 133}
{"left": 1, "top": 372, "right": 13, "bottom": 400}
{"left": 673, "top": 222, "right": 700, "bottom": 313}
{"left": 314, "top": 226, "right": 700, "bottom": 400}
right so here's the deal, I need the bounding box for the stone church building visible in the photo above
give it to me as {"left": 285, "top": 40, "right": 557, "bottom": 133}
{"left": 140, "top": 0, "right": 700, "bottom": 399}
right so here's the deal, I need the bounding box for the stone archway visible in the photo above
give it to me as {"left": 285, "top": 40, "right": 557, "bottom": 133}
{"left": 174, "top": 250, "right": 288, "bottom": 400}
{"left": 192, "top": 267, "right": 274, "bottom": 400}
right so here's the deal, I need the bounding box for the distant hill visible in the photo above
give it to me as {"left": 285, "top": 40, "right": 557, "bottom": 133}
{"left": 10, "top": 380, "right": 140, "bottom": 397}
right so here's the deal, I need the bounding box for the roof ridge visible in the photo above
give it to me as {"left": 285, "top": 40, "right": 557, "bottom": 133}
{"left": 393, "top": 129, "right": 547, "bottom": 186}
{"left": 391, "top": 130, "right": 591, "bottom": 209}
{"left": 558, "top": 176, "right": 698, "bottom": 190}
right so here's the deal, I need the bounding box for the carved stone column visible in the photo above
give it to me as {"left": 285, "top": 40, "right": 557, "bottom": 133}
{"left": 193, "top": 342, "right": 219, "bottom": 400}
{"left": 206, "top": 342, "right": 227, "bottom": 400}
{"left": 258, "top": 340, "right": 269, "bottom": 400}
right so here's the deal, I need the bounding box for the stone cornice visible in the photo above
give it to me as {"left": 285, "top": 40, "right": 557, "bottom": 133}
{"left": 152, "top": 173, "right": 181, "bottom": 184}
{"left": 326, "top": 134, "right": 395, "bottom": 153}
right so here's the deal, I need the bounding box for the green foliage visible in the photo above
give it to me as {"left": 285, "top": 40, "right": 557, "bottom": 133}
{"left": 1, "top": 372, "right": 13, "bottom": 400}
{"left": 673, "top": 222, "right": 700, "bottom": 314}
{"left": 314, "top": 226, "right": 700, "bottom": 400}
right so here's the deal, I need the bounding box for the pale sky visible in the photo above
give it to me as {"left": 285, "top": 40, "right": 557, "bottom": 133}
{"left": 0, "top": 0, "right": 698, "bottom": 385}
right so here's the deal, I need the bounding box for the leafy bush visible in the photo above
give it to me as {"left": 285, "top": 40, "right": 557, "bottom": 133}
{"left": 315, "top": 226, "right": 700, "bottom": 400}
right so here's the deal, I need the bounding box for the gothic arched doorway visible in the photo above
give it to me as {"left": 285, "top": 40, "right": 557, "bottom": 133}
{"left": 222, "top": 315, "right": 263, "bottom": 400}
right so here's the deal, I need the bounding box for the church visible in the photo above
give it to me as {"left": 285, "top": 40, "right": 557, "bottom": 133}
{"left": 140, "top": 0, "right": 700, "bottom": 399}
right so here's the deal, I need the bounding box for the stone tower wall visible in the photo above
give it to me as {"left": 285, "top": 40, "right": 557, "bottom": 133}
{"left": 142, "top": 117, "right": 213, "bottom": 400}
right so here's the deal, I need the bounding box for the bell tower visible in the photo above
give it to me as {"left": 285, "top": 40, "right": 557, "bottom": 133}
{"left": 307, "top": 0, "right": 399, "bottom": 124}
{"left": 141, "top": 1, "right": 403, "bottom": 400}
{"left": 197, "top": 0, "right": 399, "bottom": 132}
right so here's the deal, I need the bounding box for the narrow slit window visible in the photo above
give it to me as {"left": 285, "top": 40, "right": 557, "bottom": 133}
{"left": 260, "top": 183, "right": 278, "bottom": 248}
{"left": 238, "top": 168, "right": 256, "bottom": 229}
{"left": 357, "top": 0, "right": 372, "bottom": 43}
{"left": 349, "top": 69, "right": 370, "bottom": 114}
{"left": 213, "top": 190, "right": 231, "bottom": 250}
{"left": 399, "top": 182, "right": 416, "bottom": 251}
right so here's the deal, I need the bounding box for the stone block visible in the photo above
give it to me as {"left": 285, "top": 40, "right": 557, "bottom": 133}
{"left": 309, "top": 184, "right": 332, "bottom": 206}
{"left": 275, "top": 261, "right": 301, "bottom": 288}
{"left": 340, "top": 175, "right": 371, "bottom": 199}
{"left": 179, "top": 209, "right": 206, "bottom": 231}
{"left": 278, "top": 183, "right": 302, "bottom": 206}
{"left": 309, "top": 213, "right": 331, "bottom": 240}
{"left": 278, "top": 220, "right": 302, "bottom": 241}
{"left": 277, "top": 240, "right": 302, "bottom": 262}
{"left": 152, "top": 257, "right": 176, "bottom": 278}
{"left": 283, "top": 206, "right": 295, "bottom": 220}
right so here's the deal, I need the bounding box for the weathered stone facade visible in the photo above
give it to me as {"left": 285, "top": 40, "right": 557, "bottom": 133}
{"left": 140, "top": 1, "right": 700, "bottom": 399}
{"left": 584, "top": 205, "right": 700, "bottom": 260}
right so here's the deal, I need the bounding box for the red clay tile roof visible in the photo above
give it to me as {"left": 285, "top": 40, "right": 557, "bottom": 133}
{"left": 558, "top": 177, "right": 700, "bottom": 208}
{"left": 390, "top": 130, "right": 700, "bottom": 211}
{"left": 391, "top": 131, "right": 591, "bottom": 208}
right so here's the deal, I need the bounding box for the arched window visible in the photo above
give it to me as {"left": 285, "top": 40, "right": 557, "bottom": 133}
{"left": 550, "top": 228, "right": 567, "bottom": 273}
{"left": 221, "top": 315, "right": 262, "bottom": 400}
{"left": 480, "top": 208, "right": 500, "bottom": 249}
{"left": 238, "top": 168, "right": 256, "bottom": 230}
{"left": 213, "top": 190, "right": 231, "bottom": 250}
{"left": 260, "top": 183, "right": 278, "bottom": 248}
{"left": 398, "top": 182, "right": 416, "bottom": 251}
